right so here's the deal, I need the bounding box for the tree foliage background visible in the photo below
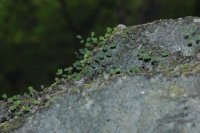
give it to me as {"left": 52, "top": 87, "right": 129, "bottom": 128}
{"left": 0, "top": 0, "right": 199, "bottom": 96}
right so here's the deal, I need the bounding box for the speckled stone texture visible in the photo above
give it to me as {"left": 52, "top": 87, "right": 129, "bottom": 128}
{"left": 5, "top": 16, "right": 200, "bottom": 133}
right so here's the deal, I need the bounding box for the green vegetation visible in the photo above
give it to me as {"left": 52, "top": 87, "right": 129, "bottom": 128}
{"left": 1, "top": 86, "right": 40, "bottom": 119}
{"left": 161, "top": 51, "right": 169, "bottom": 57}
{"left": 0, "top": 0, "right": 198, "bottom": 96}
{"left": 0, "top": 25, "right": 120, "bottom": 124}
{"left": 55, "top": 27, "right": 119, "bottom": 82}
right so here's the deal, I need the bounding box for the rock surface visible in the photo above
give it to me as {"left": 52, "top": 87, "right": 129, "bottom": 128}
{"left": 2, "top": 16, "right": 200, "bottom": 133}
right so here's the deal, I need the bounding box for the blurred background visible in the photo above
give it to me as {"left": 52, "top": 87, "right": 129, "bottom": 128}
{"left": 0, "top": 0, "right": 199, "bottom": 96}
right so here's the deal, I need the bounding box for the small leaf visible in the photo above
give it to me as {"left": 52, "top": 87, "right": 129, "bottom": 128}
{"left": 99, "top": 36, "right": 105, "bottom": 41}
{"left": 22, "top": 106, "right": 31, "bottom": 112}
{"left": 161, "top": 51, "right": 169, "bottom": 57}
{"left": 60, "top": 78, "right": 65, "bottom": 82}
{"left": 87, "top": 38, "right": 91, "bottom": 42}
{"left": 79, "top": 49, "right": 85, "bottom": 54}
{"left": 1, "top": 93, "right": 7, "bottom": 99}
{"left": 9, "top": 105, "right": 17, "bottom": 111}
{"left": 151, "top": 56, "right": 159, "bottom": 61}
{"left": 67, "top": 75, "right": 72, "bottom": 79}
{"left": 107, "top": 27, "right": 112, "bottom": 33}
{"left": 80, "top": 40, "right": 84, "bottom": 44}
{"left": 105, "top": 33, "right": 111, "bottom": 38}
{"left": 73, "top": 61, "right": 81, "bottom": 68}
{"left": 62, "top": 74, "right": 68, "bottom": 78}
{"left": 80, "top": 60, "right": 85, "bottom": 65}
{"left": 90, "top": 64, "right": 96, "bottom": 69}
{"left": 113, "top": 27, "right": 118, "bottom": 31}
{"left": 84, "top": 48, "right": 90, "bottom": 52}
{"left": 110, "top": 43, "right": 117, "bottom": 49}
{"left": 106, "top": 53, "right": 112, "bottom": 58}
{"left": 91, "top": 32, "right": 95, "bottom": 37}
{"left": 7, "top": 98, "right": 13, "bottom": 103}
{"left": 99, "top": 54, "right": 104, "bottom": 60}
{"left": 12, "top": 95, "right": 20, "bottom": 101}
{"left": 76, "top": 35, "right": 82, "bottom": 39}
{"left": 129, "top": 67, "right": 140, "bottom": 73}
{"left": 85, "top": 60, "right": 91, "bottom": 65}
{"left": 75, "top": 66, "right": 82, "bottom": 70}
{"left": 74, "top": 74, "right": 82, "bottom": 81}
{"left": 115, "top": 67, "right": 121, "bottom": 74}
{"left": 95, "top": 59, "right": 100, "bottom": 64}
{"left": 64, "top": 67, "right": 73, "bottom": 72}
{"left": 55, "top": 77, "right": 59, "bottom": 81}
{"left": 86, "top": 43, "right": 91, "bottom": 47}
{"left": 32, "top": 99, "right": 40, "bottom": 105}
{"left": 14, "top": 100, "right": 21, "bottom": 106}
{"left": 102, "top": 45, "right": 108, "bottom": 52}
{"left": 92, "top": 38, "right": 98, "bottom": 43}
{"left": 181, "top": 64, "right": 189, "bottom": 70}
{"left": 110, "top": 67, "right": 121, "bottom": 75}
{"left": 28, "top": 86, "right": 35, "bottom": 93}
{"left": 142, "top": 54, "right": 152, "bottom": 62}
{"left": 84, "top": 51, "right": 91, "bottom": 59}
{"left": 56, "top": 69, "right": 63, "bottom": 75}
{"left": 15, "top": 112, "right": 21, "bottom": 116}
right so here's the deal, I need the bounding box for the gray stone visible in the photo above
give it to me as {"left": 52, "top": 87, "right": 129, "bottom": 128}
{"left": 2, "top": 16, "right": 200, "bottom": 133}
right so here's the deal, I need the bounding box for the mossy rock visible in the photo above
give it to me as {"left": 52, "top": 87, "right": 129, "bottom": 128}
{"left": 2, "top": 16, "right": 200, "bottom": 133}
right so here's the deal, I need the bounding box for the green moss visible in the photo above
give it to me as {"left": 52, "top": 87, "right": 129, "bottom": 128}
{"left": 166, "top": 85, "right": 185, "bottom": 98}
{"left": 181, "top": 62, "right": 200, "bottom": 75}
{"left": 84, "top": 83, "right": 92, "bottom": 89}
{"left": 0, "top": 117, "right": 25, "bottom": 133}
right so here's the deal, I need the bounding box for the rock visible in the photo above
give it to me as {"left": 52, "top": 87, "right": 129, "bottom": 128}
{"left": 117, "top": 24, "right": 127, "bottom": 30}
{"left": 2, "top": 16, "right": 200, "bottom": 133}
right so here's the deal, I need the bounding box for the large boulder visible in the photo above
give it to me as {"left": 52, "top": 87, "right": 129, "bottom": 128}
{"left": 1, "top": 16, "right": 200, "bottom": 133}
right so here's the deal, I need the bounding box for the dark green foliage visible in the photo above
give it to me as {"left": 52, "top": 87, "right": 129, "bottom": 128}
{"left": 56, "top": 69, "right": 63, "bottom": 76}
{"left": 129, "top": 66, "right": 140, "bottom": 73}
{"left": 55, "top": 27, "right": 119, "bottom": 82}
{"left": 110, "top": 67, "right": 121, "bottom": 75}
{"left": 161, "top": 51, "right": 169, "bottom": 57}
{"left": 137, "top": 50, "right": 152, "bottom": 62}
